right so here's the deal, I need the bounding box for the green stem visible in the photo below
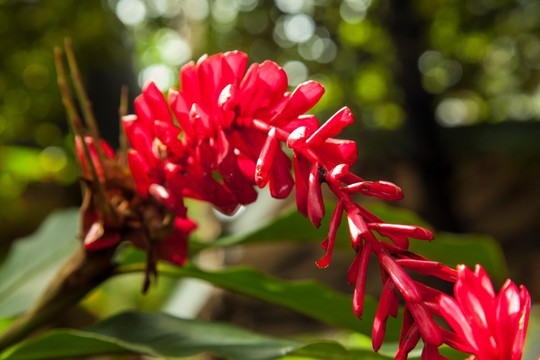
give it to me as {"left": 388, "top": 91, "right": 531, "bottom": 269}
{"left": 64, "top": 38, "right": 107, "bottom": 164}
{"left": 118, "top": 85, "right": 129, "bottom": 167}
{"left": 0, "top": 247, "right": 116, "bottom": 352}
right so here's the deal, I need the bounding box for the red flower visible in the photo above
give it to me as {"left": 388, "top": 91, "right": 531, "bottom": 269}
{"left": 155, "top": 217, "right": 197, "bottom": 266}
{"left": 74, "top": 130, "right": 195, "bottom": 272}
{"left": 74, "top": 135, "right": 115, "bottom": 182}
{"left": 126, "top": 51, "right": 326, "bottom": 215}
{"left": 439, "top": 264, "right": 531, "bottom": 360}
{"left": 123, "top": 52, "right": 534, "bottom": 360}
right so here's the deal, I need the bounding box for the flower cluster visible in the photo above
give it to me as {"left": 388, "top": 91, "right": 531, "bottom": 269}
{"left": 75, "top": 134, "right": 196, "bottom": 289}
{"left": 124, "top": 51, "right": 329, "bottom": 215}
{"left": 439, "top": 265, "right": 530, "bottom": 360}
{"left": 78, "top": 51, "right": 530, "bottom": 359}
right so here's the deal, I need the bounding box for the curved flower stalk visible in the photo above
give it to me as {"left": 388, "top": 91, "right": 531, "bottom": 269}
{"left": 58, "top": 41, "right": 197, "bottom": 291}
{"left": 439, "top": 265, "right": 531, "bottom": 360}
{"left": 123, "top": 51, "right": 531, "bottom": 359}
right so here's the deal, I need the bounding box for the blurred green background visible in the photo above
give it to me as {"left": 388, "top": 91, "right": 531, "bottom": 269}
{"left": 1, "top": 0, "right": 539, "bottom": 304}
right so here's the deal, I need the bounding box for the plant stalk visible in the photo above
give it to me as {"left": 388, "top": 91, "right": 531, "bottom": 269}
{"left": 0, "top": 246, "right": 116, "bottom": 352}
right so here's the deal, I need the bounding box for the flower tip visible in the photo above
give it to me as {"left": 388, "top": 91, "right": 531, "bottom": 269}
{"left": 315, "top": 257, "right": 330, "bottom": 268}
{"left": 142, "top": 79, "right": 158, "bottom": 92}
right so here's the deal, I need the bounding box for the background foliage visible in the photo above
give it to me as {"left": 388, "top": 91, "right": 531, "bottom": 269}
{"left": 0, "top": 0, "right": 539, "bottom": 358}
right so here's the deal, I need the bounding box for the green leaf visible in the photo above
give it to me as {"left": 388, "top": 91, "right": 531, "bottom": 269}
{"left": 190, "top": 203, "right": 329, "bottom": 251}
{"left": 522, "top": 304, "right": 540, "bottom": 359}
{"left": 366, "top": 204, "right": 508, "bottom": 281}
{"left": 155, "top": 263, "right": 401, "bottom": 341}
{"left": 409, "top": 232, "right": 508, "bottom": 281}
{"left": 0, "top": 311, "right": 398, "bottom": 360}
{"left": 193, "top": 202, "right": 507, "bottom": 281}
{"left": 191, "top": 202, "right": 430, "bottom": 251}
{"left": 0, "top": 208, "right": 80, "bottom": 318}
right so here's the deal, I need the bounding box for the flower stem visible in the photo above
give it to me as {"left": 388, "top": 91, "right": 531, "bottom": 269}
{"left": 0, "top": 247, "right": 116, "bottom": 352}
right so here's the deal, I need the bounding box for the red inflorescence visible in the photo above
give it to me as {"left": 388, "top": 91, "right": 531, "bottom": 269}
{"left": 439, "top": 264, "right": 531, "bottom": 360}
{"left": 120, "top": 51, "right": 530, "bottom": 359}
{"left": 74, "top": 134, "right": 196, "bottom": 271}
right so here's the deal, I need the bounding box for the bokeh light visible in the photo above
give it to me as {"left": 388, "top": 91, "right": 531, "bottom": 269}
{"left": 138, "top": 64, "right": 175, "bottom": 91}
{"left": 282, "top": 60, "right": 309, "bottom": 87}
{"left": 115, "top": 0, "right": 146, "bottom": 26}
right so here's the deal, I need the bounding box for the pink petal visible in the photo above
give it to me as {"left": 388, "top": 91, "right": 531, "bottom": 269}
{"left": 406, "top": 302, "right": 442, "bottom": 345}
{"left": 157, "top": 217, "right": 197, "bottom": 266}
{"left": 168, "top": 88, "right": 195, "bottom": 141}
{"left": 293, "top": 151, "right": 310, "bottom": 217}
{"left": 438, "top": 293, "right": 479, "bottom": 354}
{"left": 123, "top": 116, "right": 159, "bottom": 168}
{"left": 154, "top": 120, "right": 183, "bottom": 151}
{"left": 236, "top": 153, "right": 257, "bottom": 181}
{"left": 315, "top": 138, "right": 358, "bottom": 167}
{"left": 395, "top": 259, "right": 457, "bottom": 282}
{"left": 345, "top": 181, "right": 403, "bottom": 201}
{"left": 346, "top": 206, "right": 369, "bottom": 250}
{"left": 369, "top": 223, "right": 434, "bottom": 241}
{"left": 495, "top": 280, "right": 521, "bottom": 358}
{"left": 244, "top": 60, "right": 288, "bottom": 115}
{"left": 238, "top": 63, "right": 260, "bottom": 113}
{"left": 268, "top": 148, "right": 294, "bottom": 199}
{"left": 440, "top": 327, "right": 475, "bottom": 354}
{"left": 127, "top": 149, "right": 152, "bottom": 196}
{"left": 326, "top": 163, "right": 349, "bottom": 186}
{"left": 347, "top": 254, "right": 360, "bottom": 286}
{"left": 255, "top": 127, "right": 279, "bottom": 188}
{"left": 230, "top": 127, "right": 266, "bottom": 161}
{"left": 222, "top": 50, "right": 248, "bottom": 86}
{"left": 378, "top": 251, "right": 422, "bottom": 303}
{"left": 282, "top": 114, "right": 320, "bottom": 134}
{"left": 216, "top": 132, "right": 258, "bottom": 205}
{"left": 454, "top": 265, "right": 498, "bottom": 356}
{"left": 315, "top": 200, "right": 343, "bottom": 268}
{"left": 306, "top": 107, "right": 354, "bottom": 146}
{"left": 286, "top": 126, "right": 309, "bottom": 149}
{"left": 352, "top": 241, "right": 372, "bottom": 319}
{"left": 307, "top": 162, "right": 325, "bottom": 228}
{"left": 372, "top": 278, "right": 397, "bottom": 351}
{"left": 149, "top": 183, "right": 187, "bottom": 218}
{"left": 142, "top": 80, "right": 172, "bottom": 124}
{"left": 180, "top": 60, "right": 200, "bottom": 106}
{"left": 511, "top": 286, "right": 530, "bottom": 360}
{"left": 217, "top": 84, "right": 238, "bottom": 128}
{"left": 421, "top": 344, "right": 440, "bottom": 360}
{"left": 395, "top": 323, "right": 420, "bottom": 360}
{"left": 202, "top": 177, "right": 239, "bottom": 215}
{"left": 190, "top": 103, "right": 214, "bottom": 137}
{"left": 197, "top": 53, "right": 223, "bottom": 110}
{"left": 269, "top": 80, "right": 324, "bottom": 126}
{"left": 134, "top": 94, "right": 155, "bottom": 135}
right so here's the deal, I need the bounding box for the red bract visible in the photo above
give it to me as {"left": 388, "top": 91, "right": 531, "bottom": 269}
{"left": 121, "top": 51, "right": 531, "bottom": 359}
{"left": 439, "top": 265, "right": 531, "bottom": 360}
{"left": 125, "top": 51, "right": 326, "bottom": 215}
{"left": 74, "top": 135, "right": 115, "bottom": 182}
{"left": 74, "top": 132, "right": 195, "bottom": 277}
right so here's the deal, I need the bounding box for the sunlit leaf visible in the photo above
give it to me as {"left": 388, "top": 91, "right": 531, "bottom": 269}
{"left": 0, "top": 311, "right": 398, "bottom": 360}
{"left": 153, "top": 263, "right": 402, "bottom": 340}
{"left": 192, "top": 202, "right": 508, "bottom": 281}
{"left": 0, "top": 208, "right": 79, "bottom": 318}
